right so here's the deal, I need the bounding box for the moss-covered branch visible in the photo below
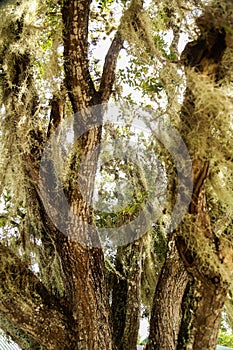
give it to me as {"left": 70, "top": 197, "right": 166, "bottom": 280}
{"left": 99, "top": 31, "right": 124, "bottom": 102}
{"left": 0, "top": 244, "right": 75, "bottom": 350}
{"left": 0, "top": 311, "right": 43, "bottom": 350}
{"left": 61, "top": 0, "right": 96, "bottom": 111}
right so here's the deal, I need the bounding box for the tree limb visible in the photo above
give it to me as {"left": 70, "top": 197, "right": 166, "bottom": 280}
{"left": 0, "top": 244, "right": 75, "bottom": 350}
{"left": 61, "top": 0, "right": 96, "bottom": 111}
{"left": 99, "top": 31, "right": 124, "bottom": 102}
{"left": 99, "top": 0, "right": 145, "bottom": 102}
{"left": 47, "top": 91, "right": 65, "bottom": 138}
{"left": 0, "top": 311, "right": 43, "bottom": 350}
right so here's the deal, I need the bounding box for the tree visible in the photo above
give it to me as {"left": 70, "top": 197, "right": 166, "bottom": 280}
{"left": 146, "top": 2, "right": 233, "bottom": 349}
{"left": 0, "top": 1, "right": 233, "bottom": 350}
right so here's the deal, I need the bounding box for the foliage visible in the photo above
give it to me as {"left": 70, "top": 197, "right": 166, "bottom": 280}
{"left": 218, "top": 331, "right": 233, "bottom": 348}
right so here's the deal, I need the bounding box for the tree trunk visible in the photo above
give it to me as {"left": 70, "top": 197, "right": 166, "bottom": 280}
{"left": 183, "top": 279, "right": 228, "bottom": 350}
{"left": 147, "top": 5, "right": 232, "bottom": 350}
{"left": 0, "top": 1, "right": 123, "bottom": 349}
{"left": 146, "top": 239, "right": 189, "bottom": 350}
{"left": 112, "top": 239, "right": 143, "bottom": 350}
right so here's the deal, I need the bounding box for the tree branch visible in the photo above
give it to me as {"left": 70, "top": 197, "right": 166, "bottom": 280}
{"left": 99, "top": 31, "right": 124, "bottom": 102}
{"left": 47, "top": 91, "right": 65, "bottom": 138}
{"left": 0, "top": 311, "right": 43, "bottom": 350}
{"left": 0, "top": 244, "right": 75, "bottom": 350}
{"left": 0, "top": 214, "right": 19, "bottom": 227}
{"left": 98, "top": 0, "right": 145, "bottom": 103}
{"left": 61, "top": 0, "right": 96, "bottom": 111}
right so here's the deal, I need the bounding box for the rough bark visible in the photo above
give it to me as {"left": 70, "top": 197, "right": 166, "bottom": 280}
{"left": 42, "top": 1, "right": 127, "bottom": 348}
{"left": 55, "top": 240, "right": 113, "bottom": 350}
{"left": 0, "top": 244, "right": 75, "bottom": 350}
{"left": 181, "top": 279, "right": 228, "bottom": 349}
{"left": 177, "top": 9, "right": 231, "bottom": 349}
{"left": 99, "top": 31, "right": 124, "bottom": 102}
{"left": 61, "top": 0, "right": 96, "bottom": 112}
{"left": 111, "top": 155, "right": 151, "bottom": 350}
{"left": 147, "top": 5, "right": 232, "bottom": 350}
{"left": 0, "top": 1, "right": 125, "bottom": 348}
{"left": 0, "top": 312, "right": 43, "bottom": 350}
{"left": 112, "top": 239, "right": 143, "bottom": 350}
{"left": 146, "top": 240, "right": 189, "bottom": 350}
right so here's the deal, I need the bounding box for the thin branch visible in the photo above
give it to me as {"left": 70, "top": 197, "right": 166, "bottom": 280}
{"left": 99, "top": 31, "right": 124, "bottom": 102}
{"left": 0, "top": 214, "right": 19, "bottom": 227}
{"left": 98, "top": 0, "right": 145, "bottom": 102}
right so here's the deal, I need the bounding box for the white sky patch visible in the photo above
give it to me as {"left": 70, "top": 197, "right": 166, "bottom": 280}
{"left": 139, "top": 317, "right": 149, "bottom": 340}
